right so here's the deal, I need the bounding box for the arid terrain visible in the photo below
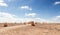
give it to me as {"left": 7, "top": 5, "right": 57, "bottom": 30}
{"left": 0, "top": 22, "right": 60, "bottom": 35}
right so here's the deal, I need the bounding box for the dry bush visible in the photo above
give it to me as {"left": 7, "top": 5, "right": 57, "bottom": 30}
{"left": 35, "top": 22, "right": 37, "bottom": 24}
{"left": 4, "top": 23, "right": 8, "bottom": 27}
{"left": 30, "top": 21, "right": 35, "bottom": 26}
{"left": 24, "top": 22, "right": 26, "bottom": 25}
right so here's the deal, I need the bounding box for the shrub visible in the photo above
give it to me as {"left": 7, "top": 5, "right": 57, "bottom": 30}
{"left": 35, "top": 22, "right": 37, "bottom": 24}
{"left": 30, "top": 21, "right": 35, "bottom": 26}
{"left": 24, "top": 22, "right": 26, "bottom": 25}
{"left": 4, "top": 23, "right": 8, "bottom": 27}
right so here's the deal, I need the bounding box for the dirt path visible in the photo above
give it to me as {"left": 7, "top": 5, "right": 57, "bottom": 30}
{"left": 0, "top": 25, "right": 29, "bottom": 32}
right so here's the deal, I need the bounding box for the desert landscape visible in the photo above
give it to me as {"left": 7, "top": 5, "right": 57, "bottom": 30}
{"left": 0, "top": 21, "right": 60, "bottom": 35}
{"left": 0, "top": 0, "right": 60, "bottom": 35}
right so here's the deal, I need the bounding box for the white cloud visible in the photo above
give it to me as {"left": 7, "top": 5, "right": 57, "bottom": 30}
{"left": 53, "top": 16, "right": 60, "bottom": 20}
{"left": 0, "top": 12, "right": 48, "bottom": 23}
{"left": 0, "top": 12, "right": 23, "bottom": 23}
{"left": 49, "top": 16, "right": 60, "bottom": 23}
{"left": 20, "top": 5, "right": 32, "bottom": 11}
{"left": 54, "top": 1, "right": 60, "bottom": 5}
{"left": 25, "top": 13, "right": 36, "bottom": 17}
{"left": 22, "top": 18, "right": 48, "bottom": 23}
{"left": 0, "top": 3, "right": 8, "bottom": 7}
{"left": 0, "top": 0, "right": 4, "bottom": 2}
{"left": 0, "top": 0, "right": 8, "bottom": 7}
{"left": 35, "top": 18, "right": 49, "bottom": 23}
{"left": 0, "top": 12, "right": 16, "bottom": 18}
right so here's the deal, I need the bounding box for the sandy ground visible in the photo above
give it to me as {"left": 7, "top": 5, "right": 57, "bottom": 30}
{"left": 0, "top": 24, "right": 60, "bottom": 35}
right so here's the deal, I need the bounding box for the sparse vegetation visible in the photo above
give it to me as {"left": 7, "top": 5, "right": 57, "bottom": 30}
{"left": 0, "top": 22, "right": 60, "bottom": 35}
{"left": 4, "top": 23, "right": 8, "bottom": 27}
{"left": 30, "top": 21, "right": 35, "bottom": 26}
{"left": 24, "top": 22, "right": 26, "bottom": 25}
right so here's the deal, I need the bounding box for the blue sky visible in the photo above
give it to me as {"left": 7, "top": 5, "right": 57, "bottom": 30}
{"left": 0, "top": 0, "right": 60, "bottom": 23}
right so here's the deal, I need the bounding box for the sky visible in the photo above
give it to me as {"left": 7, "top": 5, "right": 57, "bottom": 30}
{"left": 0, "top": 0, "right": 60, "bottom": 23}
